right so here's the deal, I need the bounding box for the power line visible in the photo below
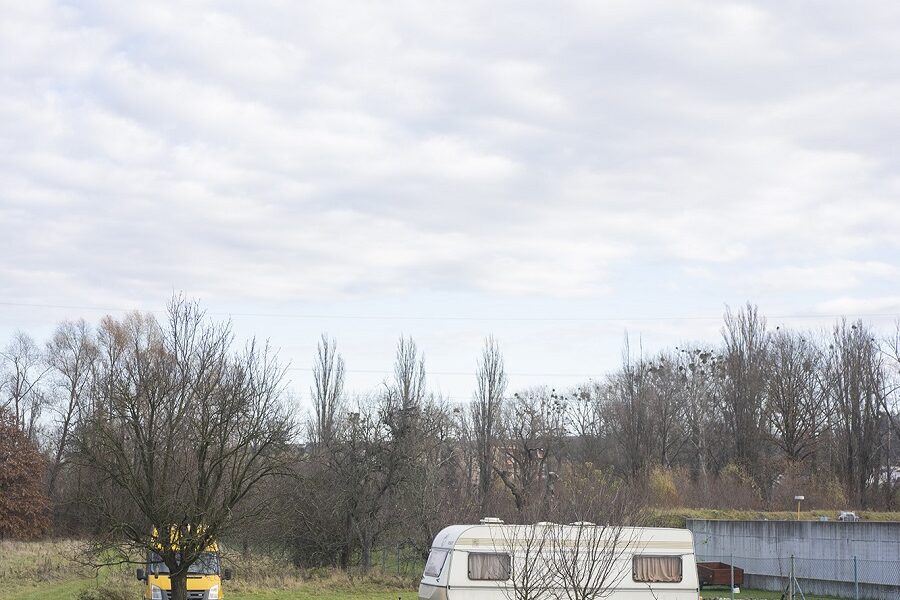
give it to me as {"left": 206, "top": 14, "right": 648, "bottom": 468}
{"left": 286, "top": 367, "right": 602, "bottom": 378}
{"left": 1, "top": 300, "right": 898, "bottom": 323}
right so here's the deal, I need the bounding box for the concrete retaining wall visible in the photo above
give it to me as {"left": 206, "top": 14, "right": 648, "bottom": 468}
{"left": 686, "top": 519, "right": 900, "bottom": 600}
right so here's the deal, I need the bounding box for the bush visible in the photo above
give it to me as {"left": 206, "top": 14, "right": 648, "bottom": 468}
{"left": 647, "top": 467, "right": 680, "bottom": 506}
{"left": 716, "top": 463, "right": 763, "bottom": 508}
{"left": 0, "top": 410, "right": 51, "bottom": 538}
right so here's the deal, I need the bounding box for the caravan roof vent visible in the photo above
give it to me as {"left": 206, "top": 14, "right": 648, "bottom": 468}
{"left": 480, "top": 517, "right": 505, "bottom": 525}
{"left": 569, "top": 521, "right": 595, "bottom": 526}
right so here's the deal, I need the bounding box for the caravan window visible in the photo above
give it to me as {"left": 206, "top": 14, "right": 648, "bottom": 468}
{"left": 468, "top": 553, "right": 511, "bottom": 580}
{"left": 424, "top": 549, "right": 449, "bottom": 578}
{"left": 632, "top": 555, "right": 682, "bottom": 583}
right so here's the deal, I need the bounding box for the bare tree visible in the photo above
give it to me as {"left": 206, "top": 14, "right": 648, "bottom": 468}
{"left": 826, "top": 320, "right": 885, "bottom": 506}
{"left": 392, "top": 335, "right": 426, "bottom": 413}
{"left": 310, "top": 333, "right": 344, "bottom": 447}
{"left": 489, "top": 477, "right": 641, "bottom": 600}
{"left": 1, "top": 331, "right": 49, "bottom": 440}
{"left": 607, "top": 335, "right": 652, "bottom": 476}
{"left": 881, "top": 321, "right": 900, "bottom": 508}
{"left": 495, "top": 387, "right": 566, "bottom": 516}
{"left": 72, "top": 298, "right": 295, "bottom": 600}
{"left": 766, "top": 329, "right": 830, "bottom": 463}
{"left": 473, "top": 336, "right": 508, "bottom": 512}
{"left": 45, "top": 319, "right": 99, "bottom": 498}
{"left": 645, "top": 353, "right": 687, "bottom": 468}
{"left": 566, "top": 382, "right": 606, "bottom": 465}
{"left": 330, "top": 337, "right": 428, "bottom": 571}
{"left": 542, "top": 463, "right": 645, "bottom": 600}
{"left": 405, "top": 397, "right": 472, "bottom": 553}
{"left": 455, "top": 401, "right": 481, "bottom": 505}
{"left": 880, "top": 321, "right": 900, "bottom": 436}
{"left": 674, "top": 345, "right": 721, "bottom": 482}
{"left": 720, "top": 304, "right": 770, "bottom": 483}
{"left": 492, "top": 521, "right": 557, "bottom": 600}
{"left": 548, "top": 519, "right": 637, "bottom": 600}
{"left": 607, "top": 347, "right": 690, "bottom": 475}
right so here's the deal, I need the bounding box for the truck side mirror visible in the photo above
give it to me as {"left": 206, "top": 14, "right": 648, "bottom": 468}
{"left": 136, "top": 568, "right": 145, "bottom": 581}
{"left": 223, "top": 568, "right": 233, "bottom": 581}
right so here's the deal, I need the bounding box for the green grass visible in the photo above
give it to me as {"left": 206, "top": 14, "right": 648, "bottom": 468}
{"left": 0, "top": 581, "right": 418, "bottom": 600}
{"left": 0, "top": 540, "right": 96, "bottom": 600}
{"left": 0, "top": 579, "right": 95, "bottom": 600}
{"left": 0, "top": 574, "right": 419, "bottom": 600}
{"left": 228, "top": 591, "right": 417, "bottom": 600}
{"left": 0, "top": 539, "right": 418, "bottom": 600}
{"left": 4, "top": 535, "right": 873, "bottom": 600}
{"left": 701, "top": 586, "right": 843, "bottom": 600}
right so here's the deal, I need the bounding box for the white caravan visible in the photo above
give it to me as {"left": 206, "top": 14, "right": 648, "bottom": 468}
{"left": 419, "top": 520, "right": 698, "bottom": 600}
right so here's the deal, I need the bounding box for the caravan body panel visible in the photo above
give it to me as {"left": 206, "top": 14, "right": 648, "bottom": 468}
{"left": 419, "top": 523, "right": 699, "bottom": 600}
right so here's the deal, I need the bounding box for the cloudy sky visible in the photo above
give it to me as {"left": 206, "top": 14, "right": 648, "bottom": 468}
{"left": 2, "top": 0, "right": 899, "bottom": 403}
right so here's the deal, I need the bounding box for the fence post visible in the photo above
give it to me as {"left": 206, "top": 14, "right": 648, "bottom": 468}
{"left": 789, "top": 555, "right": 794, "bottom": 600}
{"left": 397, "top": 545, "right": 401, "bottom": 576}
{"left": 730, "top": 551, "right": 735, "bottom": 600}
{"left": 853, "top": 556, "right": 858, "bottom": 600}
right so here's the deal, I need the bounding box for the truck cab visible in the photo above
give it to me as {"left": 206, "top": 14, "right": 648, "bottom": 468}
{"left": 136, "top": 539, "right": 232, "bottom": 599}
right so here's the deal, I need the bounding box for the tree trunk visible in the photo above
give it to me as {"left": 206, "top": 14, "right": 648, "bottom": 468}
{"left": 479, "top": 448, "right": 493, "bottom": 513}
{"left": 340, "top": 511, "right": 352, "bottom": 570}
{"left": 360, "top": 535, "right": 373, "bottom": 572}
{"left": 339, "top": 544, "right": 350, "bottom": 570}
{"left": 170, "top": 570, "right": 188, "bottom": 600}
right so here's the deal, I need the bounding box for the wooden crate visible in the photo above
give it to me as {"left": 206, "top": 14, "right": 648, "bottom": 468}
{"left": 697, "top": 561, "right": 744, "bottom": 588}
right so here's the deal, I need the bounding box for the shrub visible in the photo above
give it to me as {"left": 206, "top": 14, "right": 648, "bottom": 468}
{"left": 0, "top": 410, "right": 51, "bottom": 538}
{"left": 647, "top": 467, "right": 680, "bottom": 506}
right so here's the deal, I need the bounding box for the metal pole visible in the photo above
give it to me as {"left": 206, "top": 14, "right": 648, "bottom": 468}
{"left": 789, "top": 555, "right": 794, "bottom": 600}
{"left": 854, "top": 556, "right": 859, "bottom": 600}
{"left": 730, "top": 551, "right": 735, "bottom": 600}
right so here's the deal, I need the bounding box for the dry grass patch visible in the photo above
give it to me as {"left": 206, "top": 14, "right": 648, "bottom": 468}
{"left": 0, "top": 540, "right": 418, "bottom": 599}
{"left": 0, "top": 539, "right": 91, "bottom": 583}
{"left": 221, "top": 548, "right": 418, "bottom": 594}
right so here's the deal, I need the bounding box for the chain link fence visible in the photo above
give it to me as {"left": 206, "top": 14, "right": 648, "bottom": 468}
{"left": 380, "top": 546, "right": 900, "bottom": 598}
{"left": 697, "top": 553, "right": 900, "bottom": 600}
{"left": 374, "top": 544, "right": 426, "bottom": 578}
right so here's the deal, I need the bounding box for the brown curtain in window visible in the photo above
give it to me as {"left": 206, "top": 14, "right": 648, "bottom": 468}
{"left": 633, "top": 556, "right": 682, "bottom": 583}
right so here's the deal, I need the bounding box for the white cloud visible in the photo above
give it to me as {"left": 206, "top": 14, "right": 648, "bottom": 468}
{"left": 816, "top": 296, "right": 900, "bottom": 316}
{"left": 753, "top": 261, "right": 899, "bottom": 292}
{"left": 1, "top": 0, "right": 899, "bottom": 312}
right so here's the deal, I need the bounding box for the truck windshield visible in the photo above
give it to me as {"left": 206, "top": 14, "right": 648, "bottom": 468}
{"left": 148, "top": 551, "right": 219, "bottom": 575}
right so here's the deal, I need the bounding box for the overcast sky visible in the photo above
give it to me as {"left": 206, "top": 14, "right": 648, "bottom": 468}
{"left": 2, "top": 0, "right": 899, "bottom": 404}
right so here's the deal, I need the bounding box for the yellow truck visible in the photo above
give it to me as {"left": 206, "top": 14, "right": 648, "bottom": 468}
{"left": 136, "top": 531, "right": 232, "bottom": 600}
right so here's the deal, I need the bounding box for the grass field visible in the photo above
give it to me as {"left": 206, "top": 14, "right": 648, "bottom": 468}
{"left": 700, "top": 586, "right": 847, "bottom": 600}
{"left": 3, "top": 524, "right": 884, "bottom": 600}
{"left": 1, "top": 580, "right": 419, "bottom": 600}
{"left": 0, "top": 540, "right": 418, "bottom": 600}
{"left": 0, "top": 571, "right": 420, "bottom": 600}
